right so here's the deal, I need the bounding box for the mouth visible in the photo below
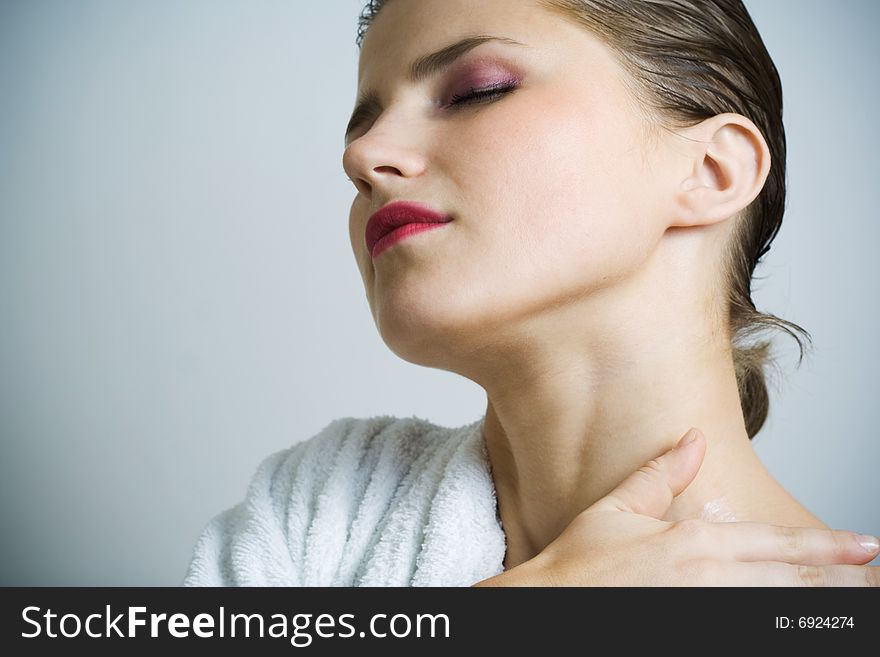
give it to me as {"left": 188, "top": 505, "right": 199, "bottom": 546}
{"left": 365, "top": 200, "right": 452, "bottom": 259}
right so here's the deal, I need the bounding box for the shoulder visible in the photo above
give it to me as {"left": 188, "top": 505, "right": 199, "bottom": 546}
{"left": 257, "top": 414, "right": 462, "bottom": 490}
{"left": 183, "top": 414, "right": 484, "bottom": 586}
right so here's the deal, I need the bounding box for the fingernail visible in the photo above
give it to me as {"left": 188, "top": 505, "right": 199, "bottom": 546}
{"left": 856, "top": 534, "right": 879, "bottom": 553}
{"left": 676, "top": 429, "right": 699, "bottom": 450}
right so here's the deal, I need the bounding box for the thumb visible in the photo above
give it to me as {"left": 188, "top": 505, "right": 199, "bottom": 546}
{"left": 590, "top": 428, "right": 706, "bottom": 519}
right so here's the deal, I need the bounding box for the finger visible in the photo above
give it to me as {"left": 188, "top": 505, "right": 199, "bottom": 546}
{"left": 724, "top": 562, "right": 880, "bottom": 587}
{"left": 591, "top": 427, "right": 707, "bottom": 519}
{"left": 707, "top": 522, "right": 880, "bottom": 566}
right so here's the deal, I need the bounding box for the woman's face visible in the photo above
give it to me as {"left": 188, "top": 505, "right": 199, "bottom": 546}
{"left": 342, "top": 0, "right": 679, "bottom": 366}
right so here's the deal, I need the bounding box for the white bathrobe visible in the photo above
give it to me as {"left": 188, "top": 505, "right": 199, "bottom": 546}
{"left": 182, "top": 415, "right": 508, "bottom": 586}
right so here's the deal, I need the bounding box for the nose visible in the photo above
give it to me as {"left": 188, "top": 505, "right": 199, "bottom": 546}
{"left": 342, "top": 121, "right": 428, "bottom": 199}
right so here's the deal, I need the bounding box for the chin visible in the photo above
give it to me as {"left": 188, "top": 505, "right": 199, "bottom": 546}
{"left": 373, "top": 294, "right": 479, "bottom": 368}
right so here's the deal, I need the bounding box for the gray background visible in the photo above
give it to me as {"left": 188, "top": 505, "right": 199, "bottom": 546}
{"left": 1, "top": 0, "right": 877, "bottom": 586}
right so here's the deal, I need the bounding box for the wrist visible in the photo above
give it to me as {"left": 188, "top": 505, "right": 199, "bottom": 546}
{"left": 472, "top": 555, "right": 550, "bottom": 587}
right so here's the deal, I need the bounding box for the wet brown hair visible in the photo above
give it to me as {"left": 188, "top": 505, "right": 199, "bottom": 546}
{"left": 355, "top": 0, "right": 811, "bottom": 439}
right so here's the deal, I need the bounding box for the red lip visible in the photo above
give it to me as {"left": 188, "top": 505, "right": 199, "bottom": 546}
{"left": 365, "top": 201, "right": 452, "bottom": 258}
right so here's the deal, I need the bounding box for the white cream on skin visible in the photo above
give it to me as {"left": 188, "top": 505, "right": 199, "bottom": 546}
{"left": 700, "top": 496, "right": 738, "bottom": 522}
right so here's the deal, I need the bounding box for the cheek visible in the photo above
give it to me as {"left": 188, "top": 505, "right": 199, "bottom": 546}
{"left": 453, "top": 92, "right": 656, "bottom": 280}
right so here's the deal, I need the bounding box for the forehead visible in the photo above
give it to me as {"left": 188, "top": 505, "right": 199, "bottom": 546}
{"left": 357, "top": 0, "right": 559, "bottom": 82}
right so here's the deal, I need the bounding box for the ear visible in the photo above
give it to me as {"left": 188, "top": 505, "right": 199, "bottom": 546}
{"left": 672, "top": 113, "right": 771, "bottom": 228}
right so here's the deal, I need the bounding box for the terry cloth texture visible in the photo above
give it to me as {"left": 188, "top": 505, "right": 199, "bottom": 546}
{"left": 182, "top": 415, "right": 507, "bottom": 586}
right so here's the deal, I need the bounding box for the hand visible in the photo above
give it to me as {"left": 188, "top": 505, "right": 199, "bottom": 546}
{"left": 474, "top": 428, "right": 880, "bottom": 586}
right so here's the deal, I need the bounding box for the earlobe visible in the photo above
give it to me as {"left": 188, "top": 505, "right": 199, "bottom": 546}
{"left": 672, "top": 113, "right": 771, "bottom": 228}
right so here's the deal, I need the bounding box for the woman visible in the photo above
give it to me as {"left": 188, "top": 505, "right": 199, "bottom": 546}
{"left": 183, "top": 0, "right": 879, "bottom": 586}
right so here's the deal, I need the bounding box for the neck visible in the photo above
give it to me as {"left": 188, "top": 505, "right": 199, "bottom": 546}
{"left": 467, "top": 254, "right": 824, "bottom": 571}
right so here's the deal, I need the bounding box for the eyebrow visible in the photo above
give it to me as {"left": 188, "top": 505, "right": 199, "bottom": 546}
{"left": 344, "top": 35, "right": 526, "bottom": 144}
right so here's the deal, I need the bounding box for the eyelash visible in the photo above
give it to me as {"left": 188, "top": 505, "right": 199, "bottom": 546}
{"left": 348, "top": 78, "right": 520, "bottom": 142}
{"left": 448, "top": 79, "right": 519, "bottom": 107}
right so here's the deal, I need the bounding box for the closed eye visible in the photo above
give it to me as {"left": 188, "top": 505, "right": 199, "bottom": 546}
{"left": 448, "top": 81, "right": 518, "bottom": 107}
{"left": 344, "top": 80, "right": 521, "bottom": 144}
